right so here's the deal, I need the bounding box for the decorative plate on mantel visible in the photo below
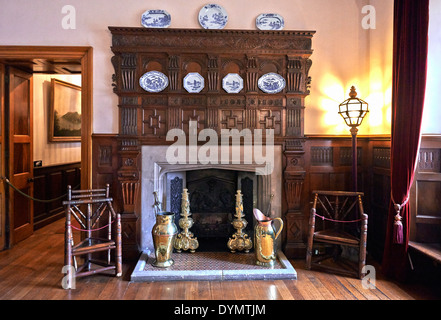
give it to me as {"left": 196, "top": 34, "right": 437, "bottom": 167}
{"left": 141, "top": 9, "right": 171, "bottom": 28}
{"left": 256, "top": 13, "right": 285, "bottom": 30}
{"left": 198, "top": 4, "right": 228, "bottom": 29}
{"left": 258, "top": 73, "right": 286, "bottom": 94}
{"left": 222, "top": 73, "right": 243, "bottom": 93}
{"left": 139, "top": 71, "right": 169, "bottom": 92}
{"left": 184, "top": 72, "right": 205, "bottom": 93}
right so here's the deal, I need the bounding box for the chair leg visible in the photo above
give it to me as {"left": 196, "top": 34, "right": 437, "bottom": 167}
{"left": 116, "top": 214, "right": 122, "bottom": 277}
{"left": 64, "top": 209, "right": 75, "bottom": 289}
{"left": 358, "top": 213, "right": 368, "bottom": 279}
{"left": 305, "top": 208, "right": 316, "bottom": 270}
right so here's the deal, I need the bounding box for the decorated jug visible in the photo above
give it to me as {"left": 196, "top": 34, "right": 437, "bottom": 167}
{"left": 253, "top": 208, "right": 283, "bottom": 267}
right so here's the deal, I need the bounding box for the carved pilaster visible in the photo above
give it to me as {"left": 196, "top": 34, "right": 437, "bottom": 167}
{"left": 120, "top": 107, "right": 138, "bottom": 135}
{"left": 121, "top": 181, "right": 140, "bottom": 213}
{"left": 286, "top": 57, "right": 303, "bottom": 93}
{"left": 117, "top": 138, "right": 141, "bottom": 213}
{"left": 116, "top": 137, "right": 141, "bottom": 260}
{"left": 246, "top": 56, "right": 258, "bottom": 92}
{"left": 283, "top": 139, "right": 306, "bottom": 257}
{"left": 286, "top": 57, "right": 312, "bottom": 94}
{"left": 168, "top": 55, "right": 180, "bottom": 91}
{"left": 121, "top": 53, "right": 137, "bottom": 92}
{"left": 207, "top": 55, "right": 219, "bottom": 92}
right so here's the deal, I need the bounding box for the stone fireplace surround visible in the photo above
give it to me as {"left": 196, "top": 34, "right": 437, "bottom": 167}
{"left": 130, "top": 144, "right": 298, "bottom": 280}
{"left": 140, "top": 145, "right": 282, "bottom": 253}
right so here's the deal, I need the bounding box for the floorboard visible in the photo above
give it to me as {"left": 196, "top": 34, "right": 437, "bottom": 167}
{"left": 0, "top": 218, "right": 439, "bottom": 301}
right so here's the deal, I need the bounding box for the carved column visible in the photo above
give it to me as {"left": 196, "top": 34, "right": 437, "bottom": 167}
{"left": 286, "top": 57, "right": 303, "bottom": 93}
{"left": 168, "top": 55, "right": 180, "bottom": 92}
{"left": 283, "top": 139, "right": 306, "bottom": 257}
{"left": 246, "top": 56, "right": 259, "bottom": 93}
{"left": 117, "top": 138, "right": 141, "bottom": 260}
{"left": 207, "top": 55, "right": 219, "bottom": 92}
{"left": 112, "top": 49, "right": 142, "bottom": 260}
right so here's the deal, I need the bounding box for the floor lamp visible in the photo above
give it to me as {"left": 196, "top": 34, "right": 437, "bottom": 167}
{"left": 338, "top": 86, "right": 369, "bottom": 192}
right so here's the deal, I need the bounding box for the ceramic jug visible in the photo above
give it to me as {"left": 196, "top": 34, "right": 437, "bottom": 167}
{"left": 151, "top": 211, "right": 178, "bottom": 268}
{"left": 253, "top": 208, "right": 283, "bottom": 267}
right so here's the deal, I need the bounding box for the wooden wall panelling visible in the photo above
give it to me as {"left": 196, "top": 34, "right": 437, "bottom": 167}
{"left": 410, "top": 135, "right": 441, "bottom": 245}
{"left": 367, "top": 137, "right": 391, "bottom": 262}
{"left": 92, "top": 134, "right": 119, "bottom": 198}
{"left": 301, "top": 136, "right": 386, "bottom": 259}
{"left": 92, "top": 134, "right": 140, "bottom": 260}
{"left": 33, "top": 162, "right": 81, "bottom": 230}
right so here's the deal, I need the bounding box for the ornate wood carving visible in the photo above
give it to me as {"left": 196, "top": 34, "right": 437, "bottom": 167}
{"left": 418, "top": 148, "right": 441, "bottom": 172}
{"left": 109, "top": 27, "right": 315, "bottom": 258}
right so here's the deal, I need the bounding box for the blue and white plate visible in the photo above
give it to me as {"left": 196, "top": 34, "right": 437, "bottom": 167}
{"left": 184, "top": 73, "right": 204, "bottom": 93}
{"left": 139, "top": 71, "right": 169, "bottom": 92}
{"left": 198, "top": 4, "right": 228, "bottom": 29}
{"left": 256, "top": 13, "right": 284, "bottom": 30}
{"left": 141, "top": 10, "right": 171, "bottom": 28}
{"left": 222, "top": 73, "right": 243, "bottom": 93}
{"left": 258, "top": 73, "right": 286, "bottom": 94}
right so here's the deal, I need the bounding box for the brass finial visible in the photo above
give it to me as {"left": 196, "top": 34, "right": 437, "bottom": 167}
{"left": 349, "top": 86, "right": 358, "bottom": 98}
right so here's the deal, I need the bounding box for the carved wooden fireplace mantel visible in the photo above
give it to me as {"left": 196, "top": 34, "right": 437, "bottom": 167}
{"left": 109, "top": 26, "right": 315, "bottom": 259}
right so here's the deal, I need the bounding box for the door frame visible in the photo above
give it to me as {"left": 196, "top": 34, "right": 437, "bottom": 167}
{"left": 0, "top": 46, "right": 93, "bottom": 247}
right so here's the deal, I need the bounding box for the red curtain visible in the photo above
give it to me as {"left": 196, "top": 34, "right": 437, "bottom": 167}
{"left": 381, "top": 0, "right": 429, "bottom": 281}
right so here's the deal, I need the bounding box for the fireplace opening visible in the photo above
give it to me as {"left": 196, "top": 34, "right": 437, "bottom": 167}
{"left": 167, "top": 169, "right": 256, "bottom": 252}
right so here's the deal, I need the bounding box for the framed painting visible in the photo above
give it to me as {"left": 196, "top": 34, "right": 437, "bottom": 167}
{"left": 49, "top": 78, "right": 81, "bottom": 142}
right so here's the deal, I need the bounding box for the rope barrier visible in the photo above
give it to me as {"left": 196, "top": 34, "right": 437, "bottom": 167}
{"left": 70, "top": 220, "right": 115, "bottom": 232}
{"left": 313, "top": 212, "right": 362, "bottom": 223}
{"left": 1, "top": 176, "right": 80, "bottom": 203}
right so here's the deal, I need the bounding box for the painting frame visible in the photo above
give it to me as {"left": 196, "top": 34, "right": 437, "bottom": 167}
{"left": 49, "top": 78, "right": 81, "bottom": 142}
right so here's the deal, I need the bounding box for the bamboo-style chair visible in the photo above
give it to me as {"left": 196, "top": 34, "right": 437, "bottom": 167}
{"left": 306, "top": 191, "right": 368, "bottom": 279}
{"left": 63, "top": 184, "right": 122, "bottom": 289}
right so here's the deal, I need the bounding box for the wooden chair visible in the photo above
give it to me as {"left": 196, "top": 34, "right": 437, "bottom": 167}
{"left": 305, "top": 191, "right": 368, "bottom": 279}
{"left": 63, "top": 184, "right": 122, "bottom": 289}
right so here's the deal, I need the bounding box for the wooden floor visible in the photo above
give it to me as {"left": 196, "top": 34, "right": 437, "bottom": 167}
{"left": 0, "top": 218, "right": 439, "bottom": 301}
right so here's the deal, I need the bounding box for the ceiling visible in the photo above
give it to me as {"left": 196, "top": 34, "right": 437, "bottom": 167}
{"left": 0, "top": 58, "right": 81, "bottom": 74}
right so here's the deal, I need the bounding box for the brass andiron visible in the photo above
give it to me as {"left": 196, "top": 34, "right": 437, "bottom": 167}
{"left": 174, "top": 188, "right": 199, "bottom": 253}
{"left": 227, "top": 190, "right": 253, "bottom": 253}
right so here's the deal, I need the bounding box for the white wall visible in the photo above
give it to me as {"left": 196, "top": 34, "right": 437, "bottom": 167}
{"left": 422, "top": 0, "right": 441, "bottom": 135}
{"left": 33, "top": 74, "right": 82, "bottom": 166}
{"left": 0, "top": 0, "right": 396, "bottom": 136}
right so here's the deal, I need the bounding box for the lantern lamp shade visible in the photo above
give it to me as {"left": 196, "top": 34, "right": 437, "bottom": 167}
{"left": 338, "top": 86, "right": 369, "bottom": 127}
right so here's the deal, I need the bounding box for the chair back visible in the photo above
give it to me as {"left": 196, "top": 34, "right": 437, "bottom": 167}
{"left": 311, "top": 190, "right": 365, "bottom": 235}
{"left": 63, "top": 184, "right": 117, "bottom": 236}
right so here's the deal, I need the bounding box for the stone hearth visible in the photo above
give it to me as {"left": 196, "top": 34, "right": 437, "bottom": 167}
{"left": 131, "top": 251, "right": 296, "bottom": 281}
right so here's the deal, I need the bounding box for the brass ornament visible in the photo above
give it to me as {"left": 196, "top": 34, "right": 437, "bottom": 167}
{"left": 227, "top": 190, "right": 253, "bottom": 253}
{"left": 253, "top": 208, "right": 284, "bottom": 267}
{"left": 151, "top": 211, "right": 178, "bottom": 268}
{"left": 174, "top": 188, "right": 199, "bottom": 253}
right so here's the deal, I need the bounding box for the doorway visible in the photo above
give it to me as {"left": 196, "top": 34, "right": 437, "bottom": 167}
{"left": 0, "top": 46, "right": 93, "bottom": 249}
